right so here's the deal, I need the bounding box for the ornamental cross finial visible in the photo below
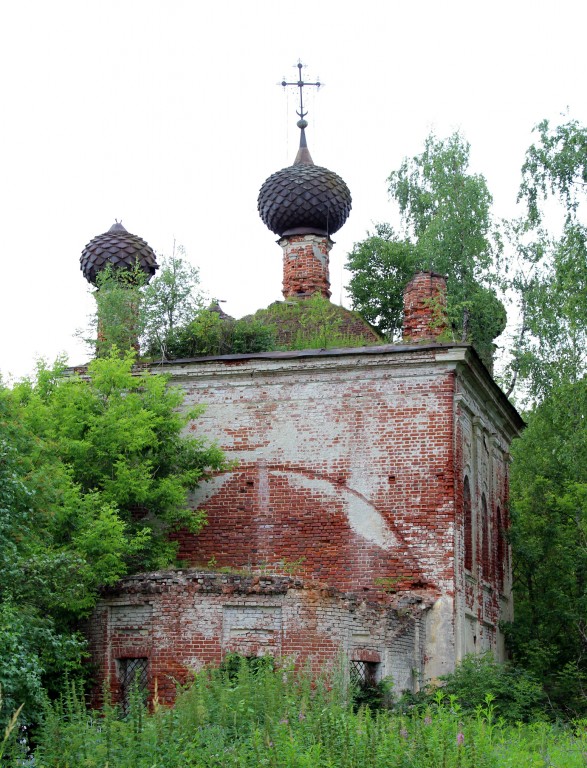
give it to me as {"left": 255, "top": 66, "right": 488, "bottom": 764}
{"left": 281, "top": 60, "right": 322, "bottom": 123}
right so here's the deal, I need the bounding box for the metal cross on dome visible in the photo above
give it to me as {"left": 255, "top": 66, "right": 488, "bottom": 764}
{"left": 281, "top": 60, "right": 322, "bottom": 122}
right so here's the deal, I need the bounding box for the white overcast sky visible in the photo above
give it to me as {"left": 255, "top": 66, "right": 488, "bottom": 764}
{"left": 1, "top": 0, "right": 585, "bottom": 379}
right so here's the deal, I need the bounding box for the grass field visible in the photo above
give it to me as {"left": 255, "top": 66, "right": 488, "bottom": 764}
{"left": 4, "top": 660, "right": 586, "bottom": 767}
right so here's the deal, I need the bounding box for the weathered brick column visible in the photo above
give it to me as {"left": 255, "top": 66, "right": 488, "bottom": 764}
{"left": 279, "top": 233, "right": 332, "bottom": 299}
{"left": 403, "top": 271, "right": 448, "bottom": 342}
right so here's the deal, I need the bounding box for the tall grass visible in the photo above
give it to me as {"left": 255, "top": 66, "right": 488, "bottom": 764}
{"left": 8, "top": 660, "right": 587, "bottom": 767}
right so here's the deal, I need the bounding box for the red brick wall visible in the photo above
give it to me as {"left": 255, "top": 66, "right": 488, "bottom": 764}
{"left": 280, "top": 233, "right": 332, "bottom": 298}
{"left": 454, "top": 377, "right": 514, "bottom": 657}
{"left": 403, "top": 272, "right": 448, "bottom": 343}
{"left": 87, "top": 572, "right": 426, "bottom": 707}
{"left": 87, "top": 345, "right": 520, "bottom": 703}
{"left": 173, "top": 351, "right": 457, "bottom": 596}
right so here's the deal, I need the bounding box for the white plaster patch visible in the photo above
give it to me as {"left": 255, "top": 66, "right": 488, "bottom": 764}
{"left": 424, "top": 596, "right": 455, "bottom": 681}
{"left": 272, "top": 470, "right": 397, "bottom": 550}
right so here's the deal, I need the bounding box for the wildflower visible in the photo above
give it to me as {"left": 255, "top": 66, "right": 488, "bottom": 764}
{"left": 456, "top": 732, "right": 465, "bottom": 746}
{"left": 279, "top": 718, "right": 288, "bottom": 725}
{"left": 298, "top": 711, "right": 306, "bottom": 721}
{"left": 400, "top": 728, "right": 409, "bottom": 739}
{"left": 424, "top": 716, "right": 432, "bottom": 725}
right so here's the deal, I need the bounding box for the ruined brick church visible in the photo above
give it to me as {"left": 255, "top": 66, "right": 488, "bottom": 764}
{"left": 84, "top": 95, "right": 523, "bottom": 707}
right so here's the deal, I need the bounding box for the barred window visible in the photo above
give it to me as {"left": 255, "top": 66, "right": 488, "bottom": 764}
{"left": 349, "top": 660, "right": 378, "bottom": 688}
{"left": 118, "top": 657, "right": 148, "bottom": 715}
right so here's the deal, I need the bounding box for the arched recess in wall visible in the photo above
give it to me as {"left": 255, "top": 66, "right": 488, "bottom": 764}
{"left": 464, "top": 476, "right": 473, "bottom": 571}
{"left": 481, "top": 493, "right": 490, "bottom": 581}
{"left": 496, "top": 505, "right": 505, "bottom": 590}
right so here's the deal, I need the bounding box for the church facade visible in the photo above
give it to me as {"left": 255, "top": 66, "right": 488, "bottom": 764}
{"left": 84, "top": 105, "right": 522, "bottom": 708}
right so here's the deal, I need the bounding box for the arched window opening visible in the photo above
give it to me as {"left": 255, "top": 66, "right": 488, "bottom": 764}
{"left": 481, "top": 494, "right": 490, "bottom": 580}
{"left": 496, "top": 506, "right": 505, "bottom": 589}
{"left": 463, "top": 476, "right": 473, "bottom": 571}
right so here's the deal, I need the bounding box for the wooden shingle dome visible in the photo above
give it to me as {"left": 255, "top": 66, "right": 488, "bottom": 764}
{"left": 80, "top": 221, "right": 158, "bottom": 286}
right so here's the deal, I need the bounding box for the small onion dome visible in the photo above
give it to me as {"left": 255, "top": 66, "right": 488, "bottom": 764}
{"left": 80, "top": 221, "right": 159, "bottom": 286}
{"left": 257, "top": 126, "right": 352, "bottom": 238}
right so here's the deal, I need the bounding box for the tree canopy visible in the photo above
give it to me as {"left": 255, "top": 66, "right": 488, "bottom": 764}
{"left": 504, "top": 117, "right": 587, "bottom": 716}
{"left": 505, "top": 119, "right": 587, "bottom": 401}
{"left": 346, "top": 133, "right": 506, "bottom": 369}
{"left": 0, "top": 352, "right": 226, "bottom": 723}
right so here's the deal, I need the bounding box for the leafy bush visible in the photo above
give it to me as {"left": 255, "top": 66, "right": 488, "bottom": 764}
{"left": 250, "top": 294, "right": 379, "bottom": 350}
{"left": 398, "top": 653, "right": 545, "bottom": 723}
{"left": 0, "top": 352, "right": 226, "bottom": 726}
{"left": 156, "top": 310, "right": 276, "bottom": 359}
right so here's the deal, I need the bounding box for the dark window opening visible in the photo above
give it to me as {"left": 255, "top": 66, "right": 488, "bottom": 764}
{"left": 496, "top": 506, "right": 505, "bottom": 589}
{"left": 481, "top": 493, "right": 490, "bottom": 581}
{"left": 118, "top": 657, "right": 148, "bottom": 715}
{"left": 464, "top": 476, "right": 473, "bottom": 571}
{"left": 350, "top": 660, "right": 378, "bottom": 688}
{"left": 350, "top": 660, "right": 381, "bottom": 709}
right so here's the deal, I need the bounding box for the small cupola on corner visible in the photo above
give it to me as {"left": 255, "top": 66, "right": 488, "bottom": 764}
{"left": 257, "top": 61, "right": 352, "bottom": 300}
{"left": 80, "top": 221, "right": 159, "bottom": 353}
{"left": 80, "top": 221, "right": 158, "bottom": 286}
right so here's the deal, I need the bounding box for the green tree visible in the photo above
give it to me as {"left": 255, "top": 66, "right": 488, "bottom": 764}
{"left": 0, "top": 383, "right": 86, "bottom": 724}
{"left": 347, "top": 133, "right": 506, "bottom": 368}
{"left": 499, "top": 118, "right": 587, "bottom": 717}
{"left": 92, "top": 263, "right": 147, "bottom": 357}
{"left": 142, "top": 248, "right": 205, "bottom": 360}
{"left": 12, "top": 351, "right": 226, "bottom": 574}
{"left": 519, "top": 118, "right": 587, "bottom": 228}
{"left": 506, "top": 119, "right": 587, "bottom": 401}
{"left": 506, "top": 378, "right": 587, "bottom": 716}
{"left": 0, "top": 352, "right": 226, "bottom": 723}
{"left": 346, "top": 223, "right": 419, "bottom": 339}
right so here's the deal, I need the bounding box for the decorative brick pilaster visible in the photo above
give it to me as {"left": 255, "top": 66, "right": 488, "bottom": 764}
{"left": 403, "top": 271, "right": 448, "bottom": 343}
{"left": 279, "top": 234, "right": 332, "bottom": 299}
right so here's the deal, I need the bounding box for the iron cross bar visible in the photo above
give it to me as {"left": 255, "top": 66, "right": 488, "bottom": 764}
{"left": 281, "top": 60, "right": 322, "bottom": 121}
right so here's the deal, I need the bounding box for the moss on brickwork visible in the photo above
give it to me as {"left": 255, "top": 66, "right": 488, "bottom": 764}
{"left": 243, "top": 294, "right": 382, "bottom": 351}
{"left": 145, "top": 297, "right": 382, "bottom": 360}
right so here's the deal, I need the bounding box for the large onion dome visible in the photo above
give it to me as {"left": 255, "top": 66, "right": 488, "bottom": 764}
{"left": 258, "top": 123, "right": 352, "bottom": 238}
{"left": 80, "top": 221, "right": 159, "bottom": 286}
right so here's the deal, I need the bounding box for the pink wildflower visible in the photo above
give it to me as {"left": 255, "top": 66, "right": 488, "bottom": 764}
{"left": 400, "top": 728, "right": 409, "bottom": 739}
{"left": 457, "top": 732, "right": 465, "bottom": 746}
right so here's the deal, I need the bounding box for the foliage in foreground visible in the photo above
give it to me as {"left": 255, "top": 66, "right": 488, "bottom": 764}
{"left": 0, "top": 352, "right": 226, "bottom": 725}
{"left": 398, "top": 654, "right": 545, "bottom": 724}
{"left": 7, "top": 659, "right": 585, "bottom": 767}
